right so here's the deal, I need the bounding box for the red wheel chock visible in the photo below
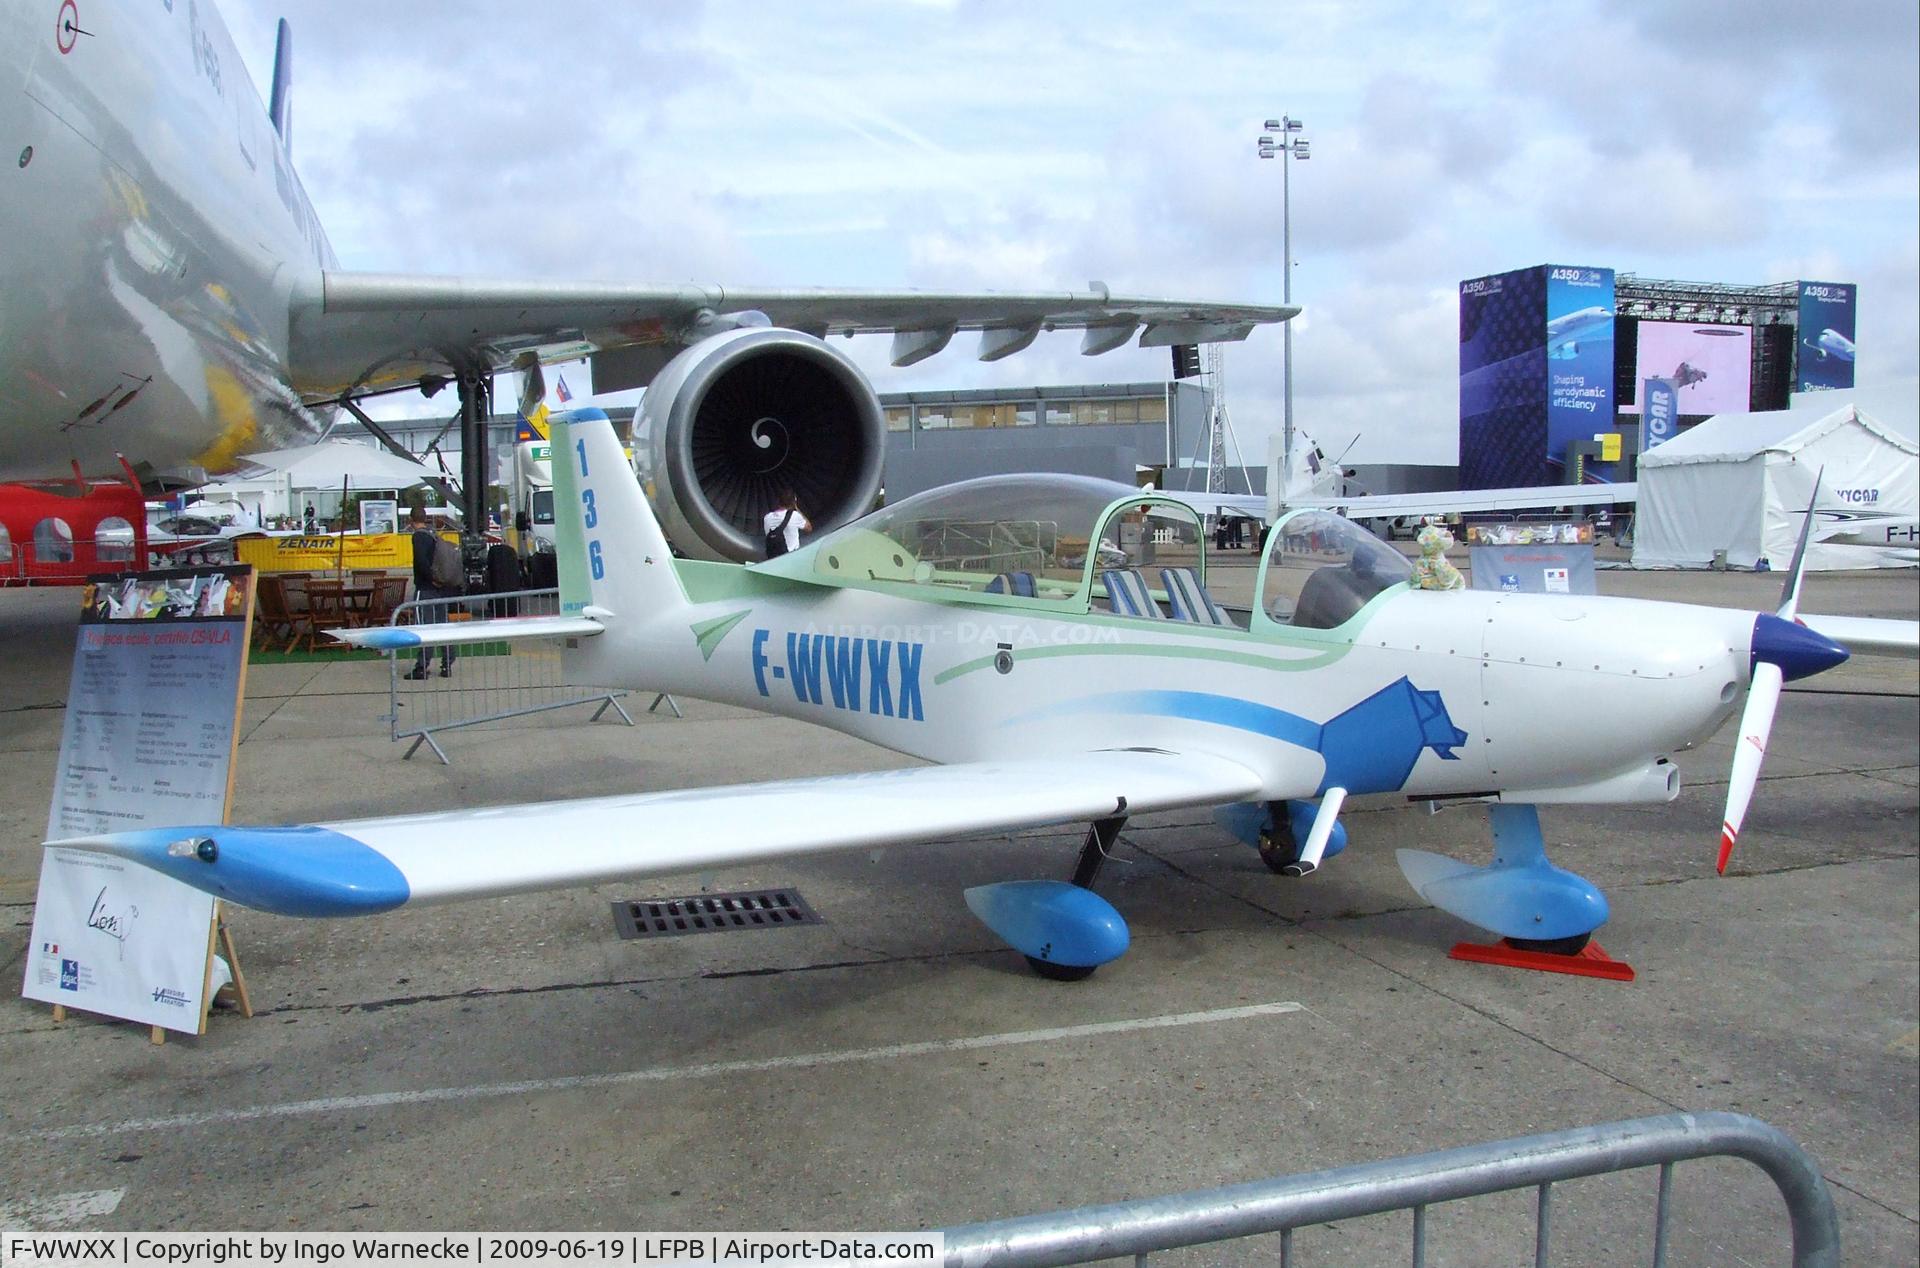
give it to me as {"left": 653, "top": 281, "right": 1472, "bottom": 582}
{"left": 1449, "top": 939, "right": 1635, "bottom": 982}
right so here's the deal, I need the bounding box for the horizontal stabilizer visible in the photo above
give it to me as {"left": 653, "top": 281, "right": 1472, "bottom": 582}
{"left": 331, "top": 615, "right": 607, "bottom": 650}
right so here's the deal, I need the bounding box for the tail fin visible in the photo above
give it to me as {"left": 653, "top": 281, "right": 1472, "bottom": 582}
{"left": 268, "top": 19, "right": 294, "bottom": 148}
{"left": 551, "top": 409, "right": 686, "bottom": 619}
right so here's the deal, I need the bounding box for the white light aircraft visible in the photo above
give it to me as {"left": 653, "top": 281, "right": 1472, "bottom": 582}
{"left": 2, "top": 0, "right": 1290, "bottom": 557}
{"left": 53, "top": 411, "right": 1918, "bottom": 978}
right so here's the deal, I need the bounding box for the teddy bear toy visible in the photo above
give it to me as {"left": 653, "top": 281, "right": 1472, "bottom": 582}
{"left": 1413, "top": 521, "right": 1465, "bottom": 591}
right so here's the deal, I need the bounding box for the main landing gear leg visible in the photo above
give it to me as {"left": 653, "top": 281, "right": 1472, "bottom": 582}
{"left": 1070, "top": 814, "right": 1126, "bottom": 890}
{"left": 962, "top": 804, "right": 1133, "bottom": 982}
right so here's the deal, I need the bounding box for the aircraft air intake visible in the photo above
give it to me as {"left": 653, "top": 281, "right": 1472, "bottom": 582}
{"left": 635, "top": 327, "right": 886, "bottom": 561}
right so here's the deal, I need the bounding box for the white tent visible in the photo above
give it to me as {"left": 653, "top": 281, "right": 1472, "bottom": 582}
{"left": 191, "top": 441, "right": 440, "bottom": 523}
{"left": 1632, "top": 395, "right": 1917, "bottom": 571}
{"left": 237, "top": 440, "right": 439, "bottom": 490}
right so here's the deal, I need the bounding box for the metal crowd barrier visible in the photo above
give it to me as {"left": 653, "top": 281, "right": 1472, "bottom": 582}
{"left": 385, "top": 586, "right": 671, "bottom": 764}
{"left": 939, "top": 1112, "right": 1838, "bottom": 1268}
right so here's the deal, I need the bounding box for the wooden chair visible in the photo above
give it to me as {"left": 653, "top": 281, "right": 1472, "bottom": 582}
{"left": 277, "top": 575, "right": 317, "bottom": 651}
{"left": 365, "top": 575, "right": 408, "bottom": 627}
{"left": 252, "top": 576, "right": 312, "bottom": 652}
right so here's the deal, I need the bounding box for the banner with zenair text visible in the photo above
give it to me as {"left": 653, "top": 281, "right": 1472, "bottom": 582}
{"left": 234, "top": 532, "right": 416, "bottom": 572}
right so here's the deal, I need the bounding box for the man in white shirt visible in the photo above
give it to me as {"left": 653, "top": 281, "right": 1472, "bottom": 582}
{"left": 762, "top": 490, "right": 811, "bottom": 558}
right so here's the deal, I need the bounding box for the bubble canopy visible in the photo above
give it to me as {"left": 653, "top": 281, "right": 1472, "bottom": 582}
{"left": 758, "top": 474, "right": 1202, "bottom": 602}
{"left": 1258, "top": 509, "right": 1413, "bottom": 630}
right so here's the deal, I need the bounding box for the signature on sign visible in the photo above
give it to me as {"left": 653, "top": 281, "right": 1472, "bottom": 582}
{"left": 86, "top": 885, "right": 138, "bottom": 954}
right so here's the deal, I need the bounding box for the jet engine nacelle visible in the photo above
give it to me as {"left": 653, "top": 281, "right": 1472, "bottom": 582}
{"left": 633, "top": 327, "right": 887, "bottom": 562}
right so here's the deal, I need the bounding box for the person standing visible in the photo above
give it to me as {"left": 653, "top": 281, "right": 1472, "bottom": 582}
{"left": 762, "top": 489, "right": 811, "bottom": 559}
{"left": 405, "top": 507, "right": 460, "bottom": 678}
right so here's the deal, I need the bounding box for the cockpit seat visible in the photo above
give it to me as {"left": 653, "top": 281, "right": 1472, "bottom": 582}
{"left": 985, "top": 571, "right": 1038, "bottom": 598}
{"left": 1291, "top": 563, "right": 1377, "bottom": 629}
{"left": 1160, "top": 568, "right": 1230, "bottom": 626}
{"left": 1101, "top": 568, "right": 1163, "bottom": 618}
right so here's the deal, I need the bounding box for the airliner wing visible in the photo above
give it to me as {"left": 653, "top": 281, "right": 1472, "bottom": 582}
{"left": 47, "top": 749, "right": 1273, "bottom": 917}
{"left": 288, "top": 272, "right": 1296, "bottom": 398}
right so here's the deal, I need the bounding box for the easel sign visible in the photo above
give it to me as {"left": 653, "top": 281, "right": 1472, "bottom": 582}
{"left": 22, "top": 566, "right": 258, "bottom": 1039}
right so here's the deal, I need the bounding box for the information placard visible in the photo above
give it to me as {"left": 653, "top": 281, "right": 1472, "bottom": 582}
{"left": 21, "top": 567, "right": 255, "bottom": 1034}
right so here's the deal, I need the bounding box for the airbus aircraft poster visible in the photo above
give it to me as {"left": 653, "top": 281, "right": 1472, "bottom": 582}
{"left": 1796, "top": 282, "right": 1857, "bottom": 392}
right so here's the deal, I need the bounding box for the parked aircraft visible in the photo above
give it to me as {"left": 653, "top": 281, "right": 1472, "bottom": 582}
{"left": 1, "top": 0, "right": 1290, "bottom": 555}
{"left": 56, "top": 412, "right": 1916, "bottom": 979}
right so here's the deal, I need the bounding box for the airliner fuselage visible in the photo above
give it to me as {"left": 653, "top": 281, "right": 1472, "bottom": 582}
{"left": 1, "top": 0, "right": 334, "bottom": 483}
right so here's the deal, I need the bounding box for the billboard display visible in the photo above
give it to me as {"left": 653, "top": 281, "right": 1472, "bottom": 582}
{"left": 1459, "top": 264, "right": 1620, "bottom": 487}
{"left": 1796, "top": 282, "right": 1857, "bottom": 392}
{"left": 1624, "top": 321, "right": 1753, "bottom": 416}
{"left": 1459, "top": 266, "right": 1549, "bottom": 490}
{"left": 1544, "top": 266, "right": 1616, "bottom": 478}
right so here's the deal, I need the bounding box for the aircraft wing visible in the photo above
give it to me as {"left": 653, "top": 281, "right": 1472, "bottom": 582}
{"left": 1300, "top": 482, "right": 1638, "bottom": 522}
{"left": 288, "top": 272, "right": 1297, "bottom": 398}
{"left": 1152, "top": 484, "right": 1636, "bottom": 526}
{"left": 47, "top": 749, "right": 1272, "bottom": 917}
{"left": 1149, "top": 491, "right": 1266, "bottom": 520}
{"left": 1798, "top": 614, "right": 1920, "bottom": 660}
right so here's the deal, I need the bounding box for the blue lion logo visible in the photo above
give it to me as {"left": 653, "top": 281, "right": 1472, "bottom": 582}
{"left": 1317, "top": 677, "right": 1469, "bottom": 794}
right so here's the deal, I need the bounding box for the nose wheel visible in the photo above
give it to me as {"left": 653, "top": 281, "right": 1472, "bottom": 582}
{"left": 1257, "top": 817, "right": 1299, "bottom": 875}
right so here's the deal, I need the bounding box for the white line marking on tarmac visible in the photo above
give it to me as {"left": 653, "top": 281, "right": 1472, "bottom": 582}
{"left": 29, "top": 1002, "right": 1301, "bottom": 1142}
{"left": 0, "top": 1187, "right": 126, "bottom": 1227}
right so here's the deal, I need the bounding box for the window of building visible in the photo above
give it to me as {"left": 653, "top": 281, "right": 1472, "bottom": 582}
{"left": 1014, "top": 404, "right": 1038, "bottom": 427}
{"left": 918, "top": 407, "right": 952, "bottom": 431}
{"left": 1044, "top": 403, "right": 1075, "bottom": 426}
{"left": 949, "top": 404, "right": 1019, "bottom": 428}
{"left": 1073, "top": 400, "right": 1115, "bottom": 426}
{"left": 34, "top": 516, "right": 74, "bottom": 564}
{"left": 95, "top": 516, "right": 136, "bottom": 562}
{"left": 0, "top": 521, "right": 12, "bottom": 563}
{"left": 885, "top": 406, "right": 912, "bottom": 433}
{"left": 1138, "top": 396, "right": 1168, "bottom": 425}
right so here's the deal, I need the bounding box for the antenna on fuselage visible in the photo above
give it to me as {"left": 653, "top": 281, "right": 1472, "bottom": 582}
{"left": 267, "top": 18, "right": 293, "bottom": 151}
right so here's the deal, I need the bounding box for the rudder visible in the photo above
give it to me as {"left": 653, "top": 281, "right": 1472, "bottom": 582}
{"left": 551, "top": 409, "right": 686, "bottom": 620}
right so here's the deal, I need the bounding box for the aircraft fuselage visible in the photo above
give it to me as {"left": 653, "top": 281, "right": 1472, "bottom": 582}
{"left": 1, "top": 0, "right": 332, "bottom": 483}
{"left": 571, "top": 573, "right": 1748, "bottom": 803}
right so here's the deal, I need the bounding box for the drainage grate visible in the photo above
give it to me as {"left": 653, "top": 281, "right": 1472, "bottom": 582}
{"left": 612, "top": 888, "right": 822, "bottom": 940}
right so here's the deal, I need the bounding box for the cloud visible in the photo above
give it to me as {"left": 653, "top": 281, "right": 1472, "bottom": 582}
{"left": 212, "top": 0, "right": 1913, "bottom": 461}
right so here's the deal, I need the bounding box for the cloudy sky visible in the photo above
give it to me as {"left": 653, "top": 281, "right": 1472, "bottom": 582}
{"left": 225, "top": 0, "right": 1918, "bottom": 464}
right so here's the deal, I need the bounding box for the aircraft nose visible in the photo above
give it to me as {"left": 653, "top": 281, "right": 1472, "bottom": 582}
{"left": 1750, "top": 613, "right": 1850, "bottom": 682}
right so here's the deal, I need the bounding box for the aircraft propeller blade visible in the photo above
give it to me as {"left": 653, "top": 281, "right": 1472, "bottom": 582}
{"left": 1718, "top": 660, "right": 1782, "bottom": 874}
{"left": 1717, "top": 468, "right": 1847, "bottom": 875}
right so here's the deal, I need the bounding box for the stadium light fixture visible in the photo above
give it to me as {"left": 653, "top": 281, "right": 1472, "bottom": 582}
{"left": 1255, "top": 114, "right": 1310, "bottom": 481}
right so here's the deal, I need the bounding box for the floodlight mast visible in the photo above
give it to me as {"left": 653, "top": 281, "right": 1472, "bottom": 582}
{"left": 1258, "top": 115, "right": 1309, "bottom": 493}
